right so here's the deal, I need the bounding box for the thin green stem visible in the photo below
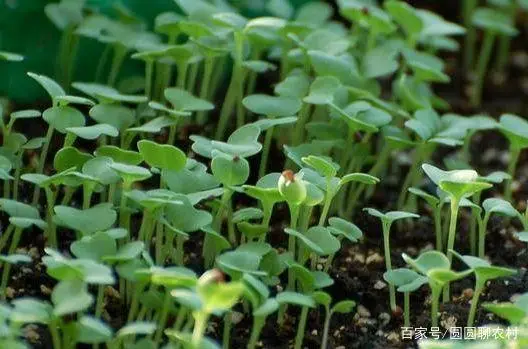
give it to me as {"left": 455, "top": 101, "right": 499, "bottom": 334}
{"left": 431, "top": 286, "right": 441, "bottom": 327}
{"left": 50, "top": 317, "right": 62, "bottom": 349}
{"left": 32, "top": 126, "right": 54, "bottom": 205}
{"left": 383, "top": 222, "right": 396, "bottom": 311}
{"left": 95, "top": 285, "right": 105, "bottom": 318}
{"left": 222, "top": 312, "right": 232, "bottom": 349}
{"left": 294, "top": 306, "right": 309, "bottom": 349}
{"left": 247, "top": 316, "right": 266, "bottom": 349}
{"left": 321, "top": 309, "right": 331, "bottom": 349}
{"left": 197, "top": 57, "right": 215, "bottom": 125}
{"left": 108, "top": 44, "right": 128, "bottom": 87}
{"left": 154, "top": 291, "right": 172, "bottom": 344}
{"left": 467, "top": 278, "right": 485, "bottom": 327}
{"left": 192, "top": 312, "right": 209, "bottom": 348}
{"left": 258, "top": 126, "right": 274, "bottom": 179}
{"left": 471, "top": 30, "right": 496, "bottom": 107}
{"left": 478, "top": 212, "right": 491, "bottom": 259}
{"left": 443, "top": 198, "right": 460, "bottom": 303}
{"left": 463, "top": 0, "right": 478, "bottom": 72}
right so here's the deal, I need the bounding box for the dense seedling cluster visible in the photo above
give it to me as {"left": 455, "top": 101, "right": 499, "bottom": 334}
{"left": 0, "top": 0, "right": 527, "bottom": 348}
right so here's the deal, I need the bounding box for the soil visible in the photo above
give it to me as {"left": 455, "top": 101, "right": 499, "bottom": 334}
{"left": 2, "top": 1, "right": 528, "bottom": 349}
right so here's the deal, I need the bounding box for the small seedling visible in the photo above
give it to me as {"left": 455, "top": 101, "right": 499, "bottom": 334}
{"left": 499, "top": 114, "right": 528, "bottom": 201}
{"left": 364, "top": 208, "right": 419, "bottom": 311}
{"left": 452, "top": 250, "right": 517, "bottom": 326}
{"left": 383, "top": 268, "right": 427, "bottom": 327}
{"left": 313, "top": 291, "right": 355, "bottom": 349}
{"left": 403, "top": 251, "right": 471, "bottom": 326}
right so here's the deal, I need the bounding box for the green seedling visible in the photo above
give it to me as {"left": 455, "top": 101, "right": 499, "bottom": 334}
{"left": 278, "top": 169, "right": 307, "bottom": 290}
{"left": 483, "top": 292, "right": 528, "bottom": 325}
{"left": 241, "top": 173, "right": 285, "bottom": 243}
{"left": 423, "top": 163, "right": 492, "bottom": 301}
{"left": 479, "top": 198, "right": 520, "bottom": 258}
{"left": 21, "top": 167, "right": 76, "bottom": 247}
{"left": 170, "top": 269, "right": 244, "bottom": 348}
{"left": 470, "top": 7, "right": 518, "bottom": 107}
{"left": 452, "top": 251, "right": 517, "bottom": 326}
{"left": 110, "top": 162, "right": 152, "bottom": 231}
{"left": 242, "top": 274, "right": 279, "bottom": 349}
{"left": 276, "top": 264, "right": 318, "bottom": 349}
{"left": 312, "top": 291, "right": 355, "bottom": 349}
{"left": 243, "top": 94, "right": 302, "bottom": 177}
{"left": 383, "top": 268, "right": 428, "bottom": 327}
{"left": 409, "top": 187, "right": 444, "bottom": 250}
{"left": 302, "top": 155, "right": 379, "bottom": 226}
{"left": 499, "top": 114, "right": 528, "bottom": 201}
{"left": 324, "top": 217, "right": 363, "bottom": 271}
{"left": 54, "top": 203, "right": 117, "bottom": 237}
{"left": 149, "top": 87, "right": 214, "bottom": 145}
{"left": 403, "top": 251, "right": 472, "bottom": 326}
{"left": 364, "top": 208, "right": 419, "bottom": 311}
{"left": 398, "top": 109, "right": 464, "bottom": 209}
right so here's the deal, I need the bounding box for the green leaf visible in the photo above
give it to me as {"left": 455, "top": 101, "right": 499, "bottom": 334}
{"left": 54, "top": 203, "right": 117, "bottom": 235}
{"left": 94, "top": 146, "right": 143, "bottom": 165}
{"left": 339, "top": 173, "right": 380, "bottom": 187}
{"left": 472, "top": 7, "right": 518, "bottom": 36}
{"left": 499, "top": 114, "right": 528, "bottom": 149}
{"left": 72, "top": 82, "right": 148, "bottom": 104}
{"left": 211, "top": 154, "right": 250, "bottom": 187}
{"left": 452, "top": 251, "right": 517, "bottom": 281}
{"left": 76, "top": 316, "right": 113, "bottom": 344}
{"left": 0, "top": 254, "right": 32, "bottom": 265}
{"left": 27, "top": 72, "right": 65, "bottom": 104}
{"left": 164, "top": 88, "right": 215, "bottom": 111}
{"left": 127, "top": 116, "right": 178, "bottom": 134}
{"left": 110, "top": 163, "right": 152, "bottom": 185}
{"left": 54, "top": 147, "right": 93, "bottom": 172}
{"left": 384, "top": 1, "right": 423, "bottom": 38}
{"left": 216, "top": 251, "right": 266, "bottom": 277}
{"left": 138, "top": 140, "right": 186, "bottom": 171}
{"left": 364, "top": 208, "right": 419, "bottom": 224}
{"left": 10, "top": 110, "right": 41, "bottom": 121}
{"left": 43, "top": 106, "right": 86, "bottom": 134}
{"left": 253, "top": 298, "right": 279, "bottom": 317}
{"left": 192, "top": 125, "right": 262, "bottom": 158}
{"left": 302, "top": 155, "right": 338, "bottom": 178}
{"left": 328, "top": 217, "right": 363, "bottom": 242}
{"left": 275, "top": 73, "right": 310, "bottom": 99}
{"left": 303, "top": 76, "right": 341, "bottom": 105}
{"left": 0, "top": 199, "right": 41, "bottom": 219}
{"left": 402, "top": 250, "right": 450, "bottom": 275}
{"left": 408, "top": 187, "right": 440, "bottom": 207}
{"left": 332, "top": 300, "right": 356, "bottom": 314}
{"left": 52, "top": 280, "right": 93, "bottom": 316}
{"left": 516, "top": 232, "right": 528, "bottom": 242}
{"left": 242, "top": 94, "right": 301, "bottom": 117}
{"left": 66, "top": 124, "right": 119, "bottom": 140}
{"left": 276, "top": 291, "right": 315, "bottom": 308}
{"left": 165, "top": 195, "right": 212, "bottom": 232}
{"left": 199, "top": 281, "right": 245, "bottom": 314}
{"left": 89, "top": 104, "right": 135, "bottom": 131}
{"left": 0, "top": 51, "right": 24, "bottom": 62}
{"left": 82, "top": 157, "right": 121, "bottom": 185}
{"left": 151, "top": 267, "right": 197, "bottom": 288}
{"left": 482, "top": 198, "right": 519, "bottom": 217}
{"left": 482, "top": 302, "right": 527, "bottom": 325}
{"left": 70, "top": 232, "right": 117, "bottom": 261}
{"left": 116, "top": 322, "right": 157, "bottom": 338}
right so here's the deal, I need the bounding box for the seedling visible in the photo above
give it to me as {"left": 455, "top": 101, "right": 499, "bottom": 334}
{"left": 312, "top": 291, "right": 355, "bottom": 349}
{"left": 364, "top": 208, "right": 419, "bottom": 311}
{"left": 403, "top": 251, "right": 471, "bottom": 326}
{"left": 408, "top": 187, "right": 443, "bottom": 250}
{"left": 423, "top": 164, "right": 492, "bottom": 300}
{"left": 479, "top": 198, "right": 521, "bottom": 257}
{"left": 383, "top": 268, "right": 427, "bottom": 327}
{"left": 243, "top": 94, "right": 302, "bottom": 177}
{"left": 452, "top": 251, "right": 517, "bottom": 326}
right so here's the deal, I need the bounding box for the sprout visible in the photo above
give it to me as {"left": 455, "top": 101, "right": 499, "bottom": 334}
{"left": 364, "top": 208, "right": 419, "bottom": 311}
{"left": 403, "top": 251, "right": 471, "bottom": 327}
{"left": 499, "top": 114, "right": 528, "bottom": 201}
{"left": 313, "top": 291, "right": 355, "bottom": 349}
{"left": 452, "top": 251, "right": 517, "bottom": 326}
{"left": 383, "top": 268, "right": 427, "bottom": 327}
